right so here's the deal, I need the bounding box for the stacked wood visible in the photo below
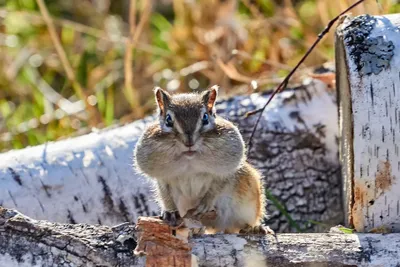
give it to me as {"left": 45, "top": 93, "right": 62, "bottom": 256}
{"left": 2, "top": 10, "right": 400, "bottom": 267}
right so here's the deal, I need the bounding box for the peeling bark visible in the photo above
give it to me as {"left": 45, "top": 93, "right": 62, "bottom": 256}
{"left": 0, "top": 78, "right": 341, "bottom": 232}
{"left": 2, "top": 207, "right": 400, "bottom": 267}
{"left": 336, "top": 14, "right": 400, "bottom": 232}
{"left": 0, "top": 207, "right": 142, "bottom": 267}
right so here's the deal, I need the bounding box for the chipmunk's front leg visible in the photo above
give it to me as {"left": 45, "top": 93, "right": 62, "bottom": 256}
{"left": 156, "top": 181, "right": 182, "bottom": 227}
{"left": 193, "top": 196, "right": 216, "bottom": 216}
{"left": 193, "top": 185, "right": 221, "bottom": 216}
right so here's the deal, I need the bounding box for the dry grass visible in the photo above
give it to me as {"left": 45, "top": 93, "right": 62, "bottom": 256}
{"left": 0, "top": 0, "right": 399, "bottom": 151}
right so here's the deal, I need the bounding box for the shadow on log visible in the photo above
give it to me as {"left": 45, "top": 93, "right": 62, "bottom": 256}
{"left": 1, "top": 207, "right": 400, "bottom": 267}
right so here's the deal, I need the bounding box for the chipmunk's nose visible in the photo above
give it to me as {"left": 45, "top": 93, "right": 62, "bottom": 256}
{"left": 184, "top": 132, "right": 194, "bottom": 147}
{"left": 184, "top": 142, "right": 194, "bottom": 148}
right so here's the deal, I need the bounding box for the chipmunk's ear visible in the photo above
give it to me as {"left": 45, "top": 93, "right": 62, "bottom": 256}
{"left": 202, "top": 85, "right": 219, "bottom": 113}
{"left": 154, "top": 87, "right": 171, "bottom": 115}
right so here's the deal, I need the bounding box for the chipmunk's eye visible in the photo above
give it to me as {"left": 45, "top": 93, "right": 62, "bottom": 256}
{"left": 165, "top": 114, "right": 173, "bottom": 127}
{"left": 202, "top": 113, "right": 209, "bottom": 125}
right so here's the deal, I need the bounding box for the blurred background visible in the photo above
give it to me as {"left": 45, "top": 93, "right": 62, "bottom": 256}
{"left": 0, "top": 0, "right": 399, "bottom": 152}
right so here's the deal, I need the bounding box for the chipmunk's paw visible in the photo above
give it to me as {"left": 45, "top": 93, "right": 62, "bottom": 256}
{"left": 239, "top": 224, "right": 275, "bottom": 235}
{"left": 189, "top": 227, "right": 206, "bottom": 237}
{"left": 193, "top": 201, "right": 216, "bottom": 217}
{"left": 160, "top": 210, "right": 182, "bottom": 227}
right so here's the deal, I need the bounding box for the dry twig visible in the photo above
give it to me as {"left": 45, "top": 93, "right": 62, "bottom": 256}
{"left": 0, "top": 9, "right": 170, "bottom": 57}
{"left": 124, "top": 0, "right": 152, "bottom": 118}
{"left": 124, "top": 0, "right": 138, "bottom": 115}
{"left": 216, "top": 58, "right": 284, "bottom": 85}
{"left": 35, "top": 0, "right": 102, "bottom": 125}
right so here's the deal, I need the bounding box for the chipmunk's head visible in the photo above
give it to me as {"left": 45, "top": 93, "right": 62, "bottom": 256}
{"left": 134, "top": 85, "right": 245, "bottom": 179}
{"left": 154, "top": 86, "right": 219, "bottom": 157}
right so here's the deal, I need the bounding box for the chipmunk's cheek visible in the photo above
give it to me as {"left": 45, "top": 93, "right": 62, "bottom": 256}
{"left": 173, "top": 154, "right": 183, "bottom": 161}
{"left": 193, "top": 139, "right": 202, "bottom": 149}
{"left": 176, "top": 141, "right": 188, "bottom": 151}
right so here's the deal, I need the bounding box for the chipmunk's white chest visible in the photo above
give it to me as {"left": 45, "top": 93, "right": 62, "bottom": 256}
{"left": 169, "top": 174, "right": 213, "bottom": 216}
{"left": 171, "top": 156, "right": 206, "bottom": 176}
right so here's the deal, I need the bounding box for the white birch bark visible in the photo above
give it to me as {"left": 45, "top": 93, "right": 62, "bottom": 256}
{"left": 336, "top": 14, "right": 400, "bottom": 232}
{"left": 0, "top": 79, "right": 341, "bottom": 232}
{"left": 1, "top": 207, "right": 400, "bottom": 267}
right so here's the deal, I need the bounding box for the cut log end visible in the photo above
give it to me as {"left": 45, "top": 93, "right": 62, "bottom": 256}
{"left": 133, "top": 210, "right": 218, "bottom": 267}
{"left": 134, "top": 217, "right": 193, "bottom": 267}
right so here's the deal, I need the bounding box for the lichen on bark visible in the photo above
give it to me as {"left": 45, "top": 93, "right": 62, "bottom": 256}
{"left": 342, "top": 14, "right": 395, "bottom": 76}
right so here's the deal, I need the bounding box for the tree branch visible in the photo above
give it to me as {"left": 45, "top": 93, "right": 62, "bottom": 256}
{"left": 246, "top": 0, "right": 365, "bottom": 153}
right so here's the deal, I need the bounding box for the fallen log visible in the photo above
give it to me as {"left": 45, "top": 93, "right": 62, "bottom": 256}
{"left": 0, "top": 78, "right": 341, "bottom": 233}
{"left": 1, "top": 207, "right": 399, "bottom": 267}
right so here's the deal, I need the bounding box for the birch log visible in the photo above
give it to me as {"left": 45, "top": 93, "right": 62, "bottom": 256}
{"left": 2, "top": 206, "right": 400, "bottom": 267}
{"left": 336, "top": 14, "right": 400, "bottom": 233}
{"left": 0, "top": 78, "right": 341, "bottom": 233}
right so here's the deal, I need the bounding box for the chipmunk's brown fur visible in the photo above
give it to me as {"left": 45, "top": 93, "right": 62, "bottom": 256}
{"left": 133, "top": 86, "right": 266, "bottom": 234}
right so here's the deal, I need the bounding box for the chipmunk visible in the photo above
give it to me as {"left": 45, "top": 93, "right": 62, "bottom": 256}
{"left": 133, "top": 86, "right": 268, "bottom": 234}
